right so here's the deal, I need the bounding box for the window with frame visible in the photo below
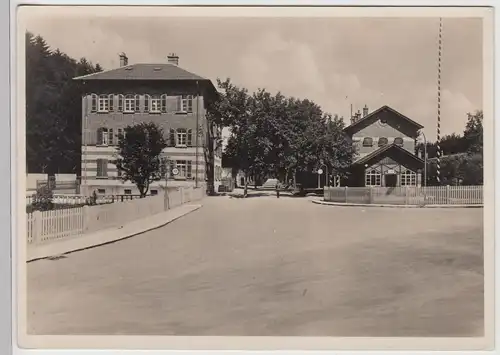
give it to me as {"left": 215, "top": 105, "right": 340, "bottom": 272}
{"left": 400, "top": 170, "right": 416, "bottom": 186}
{"left": 98, "top": 188, "right": 106, "bottom": 194}
{"left": 98, "top": 95, "right": 110, "bottom": 112}
{"left": 146, "top": 95, "right": 161, "bottom": 113}
{"left": 394, "top": 137, "right": 404, "bottom": 146}
{"left": 150, "top": 189, "right": 158, "bottom": 195}
{"left": 365, "top": 169, "right": 381, "bottom": 186}
{"left": 174, "top": 160, "right": 193, "bottom": 179}
{"left": 176, "top": 128, "right": 187, "bottom": 146}
{"left": 96, "top": 159, "right": 108, "bottom": 178}
{"left": 124, "top": 189, "right": 132, "bottom": 195}
{"left": 123, "top": 95, "right": 135, "bottom": 113}
{"left": 378, "top": 137, "right": 389, "bottom": 147}
{"left": 362, "top": 137, "right": 373, "bottom": 147}
{"left": 178, "top": 95, "right": 194, "bottom": 113}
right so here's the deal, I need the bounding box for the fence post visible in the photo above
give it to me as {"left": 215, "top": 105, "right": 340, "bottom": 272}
{"left": 33, "top": 210, "right": 42, "bottom": 244}
{"left": 83, "top": 205, "right": 89, "bottom": 232}
{"left": 405, "top": 186, "right": 409, "bottom": 205}
{"left": 344, "top": 187, "right": 348, "bottom": 203}
{"left": 368, "top": 187, "right": 373, "bottom": 204}
{"left": 446, "top": 185, "right": 450, "bottom": 204}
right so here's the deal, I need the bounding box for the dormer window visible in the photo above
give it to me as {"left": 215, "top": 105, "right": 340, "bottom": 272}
{"left": 362, "top": 137, "right": 373, "bottom": 147}
{"left": 378, "top": 137, "right": 388, "bottom": 147}
{"left": 394, "top": 137, "right": 404, "bottom": 146}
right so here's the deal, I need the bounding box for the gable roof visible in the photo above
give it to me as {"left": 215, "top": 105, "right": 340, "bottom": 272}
{"left": 354, "top": 143, "right": 424, "bottom": 166}
{"left": 344, "top": 105, "right": 424, "bottom": 135}
{"left": 73, "top": 63, "right": 207, "bottom": 81}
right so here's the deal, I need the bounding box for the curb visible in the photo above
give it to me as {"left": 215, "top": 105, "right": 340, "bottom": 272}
{"left": 311, "top": 200, "right": 483, "bottom": 209}
{"left": 27, "top": 205, "right": 203, "bottom": 262}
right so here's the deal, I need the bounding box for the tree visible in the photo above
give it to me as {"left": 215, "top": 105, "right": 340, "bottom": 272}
{"left": 463, "top": 110, "right": 483, "bottom": 155}
{"left": 26, "top": 32, "right": 103, "bottom": 175}
{"left": 114, "top": 123, "right": 167, "bottom": 197}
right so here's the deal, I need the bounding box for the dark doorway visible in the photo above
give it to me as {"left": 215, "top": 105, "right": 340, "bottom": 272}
{"left": 385, "top": 174, "right": 397, "bottom": 187}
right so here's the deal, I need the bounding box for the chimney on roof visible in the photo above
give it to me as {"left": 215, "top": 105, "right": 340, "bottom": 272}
{"left": 363, "top": 104, "right": 369, "bottom": 118}
{"left": 167, "top": 53, "right": 179, "bottom": 66}
{"left": 119, "top": 52, "right": 128, "bottom": 67}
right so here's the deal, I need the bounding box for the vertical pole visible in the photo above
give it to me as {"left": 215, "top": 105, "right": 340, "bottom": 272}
{"left": 436, "top": 17, "right": 443, "bottom": 184}
{"left": 195, "top": 81, "right": 200, "bottom": 188}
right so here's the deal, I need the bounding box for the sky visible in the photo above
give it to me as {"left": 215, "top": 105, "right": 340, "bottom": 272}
{"left": 22, "top": 8, "right": 484, "bottom": 142}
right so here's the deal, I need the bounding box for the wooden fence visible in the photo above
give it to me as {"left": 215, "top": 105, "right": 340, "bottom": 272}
{"left": 324, "top": 185, "right": 483, "bottom": 206}
{"left": 26, "top": 186, "right": 206, "bottom": 245}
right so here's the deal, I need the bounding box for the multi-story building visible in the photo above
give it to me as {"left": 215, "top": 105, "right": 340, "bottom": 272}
{"left": 74, "top": 53, "right": 222, "bottom": 196}
{"left": 344, "top": 105, "right": 425, "bottom": 187}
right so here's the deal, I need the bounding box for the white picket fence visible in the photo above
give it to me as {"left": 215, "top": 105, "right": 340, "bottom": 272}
{"left": 324, "top": 185, "right": 483, "bottom": 206}
{"left": 26, "top": 186, "right": 206, "bottom": 245}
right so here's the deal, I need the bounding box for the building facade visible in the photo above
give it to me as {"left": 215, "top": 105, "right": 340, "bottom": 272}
{"left": 74, "top": 53, "right": 222, "bottom": 196}
{"left": 344, "top": 105, "right": 425, "bottom": 187}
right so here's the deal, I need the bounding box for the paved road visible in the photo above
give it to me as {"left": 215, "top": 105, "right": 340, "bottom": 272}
{"left": 27, "top": 195, "right": 484, "bottom": 336}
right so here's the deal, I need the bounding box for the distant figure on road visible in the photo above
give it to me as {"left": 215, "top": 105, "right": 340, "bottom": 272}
{"left": 276, "top": 181, "right": 281, "bottom": 198}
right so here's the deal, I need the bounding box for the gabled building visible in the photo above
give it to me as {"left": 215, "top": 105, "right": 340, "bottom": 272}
{"left": 344, "top": 105, "right": 425, "bottom": 187}
{"left": 73, "top": 53, "right": 222, "bottom": 196}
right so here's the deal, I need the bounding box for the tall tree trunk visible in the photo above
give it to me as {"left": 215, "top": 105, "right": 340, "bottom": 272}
{"left": 244, "top": 172, "right": 248, "bottom": 197}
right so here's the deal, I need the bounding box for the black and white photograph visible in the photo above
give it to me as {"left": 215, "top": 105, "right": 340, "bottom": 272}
{"left": 16, "top": 5, "right": 494, "bottom": 351}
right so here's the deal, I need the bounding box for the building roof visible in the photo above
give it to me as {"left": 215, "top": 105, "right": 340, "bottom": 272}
{"left": 73, "top": 63, "right": 208, "bottom": 81}
{"left": 353, "top": 143, "right": 424, "bottom": 166}
{"left": 344, "top": 105, "right": 424, "bottom": 135}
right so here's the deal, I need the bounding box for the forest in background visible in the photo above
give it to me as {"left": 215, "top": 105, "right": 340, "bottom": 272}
{"left": 25, "top": 32, "right": 102, "bottom": 175}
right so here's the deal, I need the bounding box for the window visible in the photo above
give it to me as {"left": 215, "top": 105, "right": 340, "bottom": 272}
{"left": 362, "top": 137, "right": 373, "bottom": 147}
{"left": 177, "top": 95, "right": 194, "bottom": 113}
{"left": 124, "top": 189, "right": 132, "bottom": 195}
{"left": 96, "top": 159, "right": 108, "bottom": 178}
{"left": 149, "top": 95, "right": 161, "bottom": 113}
{"left": 117, "top": 95, "right": 124, "bottom": 112}
{"left": 97, "top": 128, "right": 115, "bottom": 145}
{"left": 123, "top": 95, "right": 135, "bottom": 113}
{"left": 150, "top": 189, "right": 158, "bottom": 195}
{"left": 401, "top": 170, "right": 417, "bottom": 186}
{"left": 378, "top": 137, "right": 389, "bottom": 147}
{"left": 394, "top": 137, "right": 404, "bottom": 146}
{"left": 174, "top": 160, "right": 193, "bottom": 179}
{"left": 97, "top": 188, "right": 106, "bottom": 194}
{"left": 365, "top": 169, "right": 381, "bottom": 186}
{"left": 117, "top": 128, "right": 125, "bottom": 143}
{"left": 176, "top": 128, "right": 187, "bottom": 146}
{"left": 98, "top": 95, "right": 110, "bottom": 112}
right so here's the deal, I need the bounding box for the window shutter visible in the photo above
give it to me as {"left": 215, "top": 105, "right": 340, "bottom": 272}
{"left": 108, "top": 94, "right": 114, "bottom": 112}
{"left": 135, "top": 95, "right": 141, "bottom": 112}
{"left": 187, "top": 161, "right": 192, "bottom": 179}
{"left": 102, "top": 159, "right": 108, "bottom": 177}
{"left": 187, "top": 129, "right": 193, "bottom": 146}
{"left": 91, "top": 94, "right": 97, "bottom": 113}
{"left": 96, "top": 128, "right": 103, "bottom": 145}
{"left": 169, "top": 129, "right": 176, "bottom": 147}
{"left": 118, "top": 95, "right": 124, "bottom": 112}
{"left": 96, "top": 159, "right": 102, "bottom": 177}
{"left": 161, "top": 94, "right": 167, "bottom": 113}
{"left": 176, "top": 96, "right": 181, "bottom": 112}
{"left": 108, "top": 128, "right": 114, "bottom": 145}
{"left": 169, "top": 161, "right": 175, "bottom": 178}
{"left": 188, "top": 96, "right": 193, "bottom": 112}
{"left": 144, "top": 95, "right": 150, "bottom": 112}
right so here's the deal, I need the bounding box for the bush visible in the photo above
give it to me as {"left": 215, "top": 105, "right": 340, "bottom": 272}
{"left": 31, "top": 185, "right": 54, "bottom": 211}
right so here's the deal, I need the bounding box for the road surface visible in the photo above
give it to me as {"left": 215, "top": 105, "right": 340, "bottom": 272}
{"left": 27, "top": 195, "right": 484, "bottom": 336}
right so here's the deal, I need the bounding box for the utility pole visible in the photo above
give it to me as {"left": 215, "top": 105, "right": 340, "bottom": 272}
{"left": 436, "top": 17, "right": 443, "bottom": 184}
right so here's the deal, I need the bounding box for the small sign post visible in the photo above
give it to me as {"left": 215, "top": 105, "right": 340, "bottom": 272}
{"left": 317, "top": 169, "right": 323, "bottom": 189}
